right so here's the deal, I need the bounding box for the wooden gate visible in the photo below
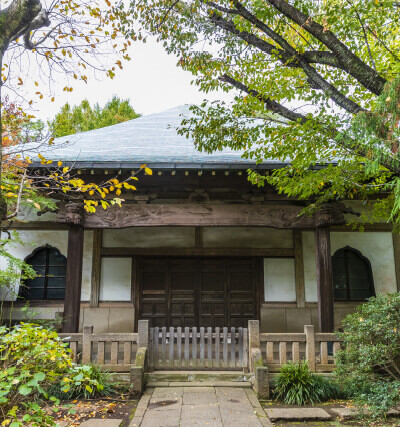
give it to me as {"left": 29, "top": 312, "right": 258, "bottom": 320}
{"left": 149, "top": 326, "right": 248, "bottom": 371}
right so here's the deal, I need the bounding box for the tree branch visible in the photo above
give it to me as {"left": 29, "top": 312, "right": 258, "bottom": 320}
{"left": 265, "top": 0, "right": 386, "bottom": 95}
{"left": 210, "top": 8, "right": 364, "bottom": 115}
{"left": 219, "top": 73, "right": 398, "bottom": 173}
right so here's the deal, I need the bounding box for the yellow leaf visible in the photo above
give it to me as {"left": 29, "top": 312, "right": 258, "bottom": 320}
{"left": 63, "top": 167, "right": 69, "bottom": 174}
{"left": 58, "top": 160, "right": 62, "bottom": 167}
{"left": 34, "top": 203, "right": 41, "bottom": 210}
{"left": 116, "top": 189, "right": 121, "bottom": 196}
{"left": 145, "top": 167, "right": 152, "bottom": 175}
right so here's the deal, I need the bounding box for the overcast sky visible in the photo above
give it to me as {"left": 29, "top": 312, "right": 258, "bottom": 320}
{"left": 10, "top": 38, "right": 233, "bottom": 122}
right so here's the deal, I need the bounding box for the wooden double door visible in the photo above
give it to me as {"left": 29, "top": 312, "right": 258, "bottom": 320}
{"left": 137, "top": 257, "right": 259, "bottom": 328}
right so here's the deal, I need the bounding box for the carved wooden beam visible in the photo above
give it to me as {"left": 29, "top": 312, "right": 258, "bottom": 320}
{"left": 57, "top": 203, "right": 316, "bottom": 229}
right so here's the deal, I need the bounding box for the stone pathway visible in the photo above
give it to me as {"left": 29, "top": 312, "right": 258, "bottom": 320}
{"left": 129, "top": 386, "right": 272, "bottom": 426}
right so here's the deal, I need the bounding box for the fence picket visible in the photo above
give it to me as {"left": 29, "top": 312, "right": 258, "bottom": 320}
{"left": 292, "top": 342, "right": 299, "bottom": 362}
{"left": 243, "top": 328, "right": 248, "bottom": 371}
{"left": 279, "top": 342, "right": 287, "bottom": 365}
{"left": 177, "top": 327, "right": 182, "bottom": 367}
{"left": 192, "top": 327, "right": 197, "bottom": 368}
{"left": 154, "top": 327, "right": 159, "bottom": 367}
{"left": 266, "top": 342, "right": 274, "bottom": 364}
{"left": 230, "top": 327, "right": 236, "bottom": 368}
{"left": 110, "top": 342, "right": 118, "bottom": 365}
{"left": 320, "top": 341, "right": 328, "bottom": 365}
{"left": 169, "top": 327, "right": 174, "bottom": 366}
{"left": 238, "top": 327, "right": 243, "bottom": 367}
{"left": 200, "top": 327, "right": 205, "bottom": 368}
{"left": 161, "top": 327, "right": 166, "bottom": 366}
{"left": 184, "top": 327, "right": 189, "bottom": 368}
{"left": 207, "top": 327, "right": 212, "bottom": 367}
{"left": 215, "top": 327, "right": 220, "bottom": 368}
{"left": 70, "top": 342, "right": 77, "bottom": 363}
{"left": 222, "top": 327, "right": 228, "bottom": 368}
{"left": 123, "top": 341, "right": 131, "bottom": 365}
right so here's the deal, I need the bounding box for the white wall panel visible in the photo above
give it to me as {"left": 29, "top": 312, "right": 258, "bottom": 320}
{"left": 100, "top": 257, "right": 131, "bottom": 301}
{"left": 303, "top": 231, "right": 397, "bottom": 302}
{"left": 203, "top": 227, "right": 293, "bottom": 248}
{"left": 103, "top": 227, "right": 195, "bottom": 248}
{"left": 264, "top": 258, "right": 296, "bottom": 302}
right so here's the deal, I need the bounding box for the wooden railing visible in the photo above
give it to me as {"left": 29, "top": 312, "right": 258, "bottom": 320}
{"left": 59, "top": 321, "right": 342, "bottom": 374}
{"left": 149, "top": 326, "right": 248, "bottom": 371}
{"left": 59, "top": 326, "right": 139, "bottom": 372}
{"left": 253, "top": 323, "right": 342, "bottom": 373}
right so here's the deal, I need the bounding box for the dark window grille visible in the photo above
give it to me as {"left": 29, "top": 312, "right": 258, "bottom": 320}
{"left": 332, "top": 246, "right": 375, "bottom": 302}
{"left": 19, "top": 245, "right": 66, "bottom": 300}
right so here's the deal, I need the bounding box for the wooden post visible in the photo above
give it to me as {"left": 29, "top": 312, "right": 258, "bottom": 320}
{"left": 82, "top": 325, "right": 93, "bottom": 365}
{"left": 304, "top": 325, "right": 316, "bottom": 371}
{"left": 314, "top": 227, "right": 334, "bottom": 332}
{"left": 138, "top": 319, "right": 149, "bottom": 348}
{"left": 294, "top": 230, "right": 305, "bottom": 308}
{"left": 62, "top": 225, "right": 84, "bottom": 333}
{"left": 392, "top": 234, "right": 400, "bottom": 292}
{"left": 90, "top": 229, "right": 102, "bottom": 307}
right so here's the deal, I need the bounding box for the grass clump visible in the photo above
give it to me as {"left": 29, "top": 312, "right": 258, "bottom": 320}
{"left": 273, "top": 361, "right": 341, "bottom": 405}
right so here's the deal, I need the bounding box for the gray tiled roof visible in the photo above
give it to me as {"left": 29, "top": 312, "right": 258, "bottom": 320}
{"left": 29, "top": 105, "right": 284, "bottom": 169}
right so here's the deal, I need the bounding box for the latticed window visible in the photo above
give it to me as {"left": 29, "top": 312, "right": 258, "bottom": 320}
{"left": 19, "top": 246, "right": 67, "bottom": 300}
{"left": 332, "top": 246, "right": 375, "bottom": 301}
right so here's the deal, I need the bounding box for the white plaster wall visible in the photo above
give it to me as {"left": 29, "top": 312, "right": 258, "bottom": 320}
{"left": 102, "top": 227, "right": 195, "bottom": 248}
{"left": 81, "top": 231, "right": 93, "bottom": 301}
{"left": 203, "top": 227, "right": 293, "bottom": 248}
{"left": 303, "top": 231, "right": 397, "bottom": 302}
{"left": 264, "top": 258, "right": 296, "bottom": 302}
{"left": 17, "top": 203, "right": 59, "bottom": 222}
{"left": 0, "top": 230, "right": 93, "bottom": 302}
{"left": 0, "top": 230, "right": 68, "bottom": 301}
{"left": 100, "top": 257, "right": 131, "bottom": 301}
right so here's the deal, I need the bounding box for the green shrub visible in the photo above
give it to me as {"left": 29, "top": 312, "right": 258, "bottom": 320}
{"left": 51, "top": 364, "right": 113, "bottom": 400}
{"left": 273, "top": 361, "right": 340, "bottom": 405}
{"left": 335, "top": 292, "right": 400, "bottom": 419}
{"left": 0, "top": 323, "right": 71, "bottom": 425}
{"left": 0, "top": 323, "right": 114, "bottom": 426}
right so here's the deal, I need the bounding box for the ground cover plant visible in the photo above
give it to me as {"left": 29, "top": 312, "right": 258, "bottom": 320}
{"left": 335, "top": 292, "right": 400, "bottom": 420}
{"left": 0, "top": 323, "right": 111, "bottom": 426}
{"left": 273, "top": 361, "right": 341, "bottom": 405}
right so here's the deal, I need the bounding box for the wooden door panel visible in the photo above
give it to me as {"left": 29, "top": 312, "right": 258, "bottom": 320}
{"left": 138, "top": 257, "right": 259, "bottom": 328}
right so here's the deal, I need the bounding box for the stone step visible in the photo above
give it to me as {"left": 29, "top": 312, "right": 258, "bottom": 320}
{"left": 265, "top": 408, "right": 331, "bottom": 422}
{"left": 146, "top": 370, "right": 252, "bottom": 384}
{"left": 146, "top": 380, "right": 252, "bottom": 387}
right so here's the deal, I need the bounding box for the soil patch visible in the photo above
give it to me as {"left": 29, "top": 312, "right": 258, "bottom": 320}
{"left": 50, "top": 395, "right": 138, "bottom": 426}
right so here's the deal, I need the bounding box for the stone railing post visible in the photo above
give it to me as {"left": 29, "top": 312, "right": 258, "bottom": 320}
{"left": 138, "top": 320, "right": 149, "bottom": 348}
{"left": 82, "top": 325, "right": 93, "bottom": 365}
{"left": 248, "top": 320, "right": 261, "bottom": 372}
{"left": 304, "top": 325, "right": 316, "bottom": 371}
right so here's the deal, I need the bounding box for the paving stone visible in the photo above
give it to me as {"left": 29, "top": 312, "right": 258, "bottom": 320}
{"left": 140, "top": 411, "right": 181, "bottom": 427}
{"left": 79, "top": 420, "right": 123, "bottom": 426}
{"left": 220, "top": 411, "right": 263, "bottom": 426}
{"left": 331, "top": 407, "right": 399, "bottom": 420}
{"left": 265, "top": 407, "right": 332, "bottom": 421}
{"left": 179, "top": 420, "right": 223, "bottom": 427}
{"left": 149, "top": 396, "right": 182, "bottom": 409}
{"left": 152, "top": 386, "right": 183, "bottom": 398}
{"left": 180, "top": 403, "right": 220, "bottom": 421}
{"left": 174, "top": 381, "right": 216, "bottom": 387}
{"left": 183, "top": 386, "right": 215, "bottom": 392}
{"left": 183, "top": 391, "right": 217, "bottom": 405}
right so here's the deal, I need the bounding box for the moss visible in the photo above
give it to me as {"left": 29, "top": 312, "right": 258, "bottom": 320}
{"left": 134, "top": 347, "right": 147, "bottom": 367}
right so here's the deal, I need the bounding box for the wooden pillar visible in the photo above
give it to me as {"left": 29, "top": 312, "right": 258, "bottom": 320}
{"left": 314, "top": 226, "right": 334, "bottom": 332}
{"left": 294, "top": 230, "right": 305, "bottom": 308}
{"left": 392, "top": 234, "right": 400, "bottom": 292}
{"left": 90, "top": 229, "right": 102, "bottom": 307}
{"left": 63, "top": 225, "right": 84, "bottom": 332}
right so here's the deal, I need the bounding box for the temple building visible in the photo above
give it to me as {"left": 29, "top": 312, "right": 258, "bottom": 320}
{"left": 2, "top": 106, "right": 398, "bottom": 334}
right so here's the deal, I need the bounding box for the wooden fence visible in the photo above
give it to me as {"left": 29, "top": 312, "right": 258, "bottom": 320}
{"left": 59, "top": 321, "right": 342, "bottom": 374}
{"left": 249, "top": 322, "right": 342, "bottom": 373}
{"left": 59, "top": 326, "right": 138, "bottom": 372}
{"left": 149, "top": 326, "right": 248, "bottom": 371}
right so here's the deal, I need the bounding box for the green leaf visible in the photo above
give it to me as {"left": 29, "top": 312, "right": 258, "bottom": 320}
{"left": 34, "top": 372, "right": 46, "bottom": 382}
{"left": 18, "top": 384, "right": 32, "bottom": 396}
